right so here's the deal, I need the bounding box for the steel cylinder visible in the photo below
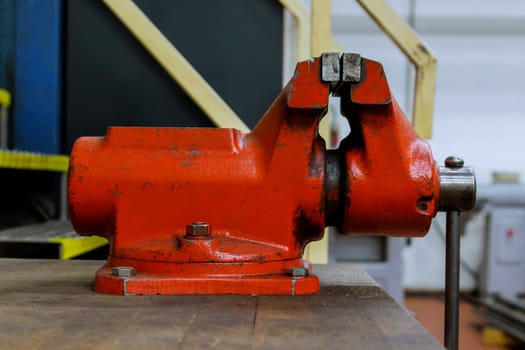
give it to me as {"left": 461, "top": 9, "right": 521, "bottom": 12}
{"left": 438, "top": 165, "right": 476, "bottom": 212}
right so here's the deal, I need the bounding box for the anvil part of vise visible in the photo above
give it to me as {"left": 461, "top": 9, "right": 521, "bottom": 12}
{"left": 68, "top": 53, "right": 475, "bottom": 296}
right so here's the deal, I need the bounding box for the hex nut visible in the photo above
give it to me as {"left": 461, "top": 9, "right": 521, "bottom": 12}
{"left": 285, "top": 267, "right": 309, "bottom": 278}
{"left": 186, "top": 222, "right": 211, "bottom": 237}
{"left": 111, "top": 266, "right": 136, "bottom": 277}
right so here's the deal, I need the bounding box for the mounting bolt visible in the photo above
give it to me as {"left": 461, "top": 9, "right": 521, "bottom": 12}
{"left": 285, "top": 267, "right": 309, "bottom": 278}
{"left": 111, "top": 266, "right": 136, "bottom": 277}
{"left": 186, "top": 222, "right": 211, "bottom": 238}
{"left": 444, "top": 156, "right": 464, "bottom": 169}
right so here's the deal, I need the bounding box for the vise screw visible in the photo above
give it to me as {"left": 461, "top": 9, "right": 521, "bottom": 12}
{"left": 68, "top": 53, "right": 475, "bottom": 296}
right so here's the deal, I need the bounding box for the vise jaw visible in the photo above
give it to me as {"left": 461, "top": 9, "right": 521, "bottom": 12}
{"left": 68, "top": 53, "right": 475, "bottom": 295}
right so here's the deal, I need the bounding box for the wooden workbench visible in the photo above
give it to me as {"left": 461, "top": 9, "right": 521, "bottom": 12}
{"left": 0, "top": 259, "right": 443, "bottom": 349}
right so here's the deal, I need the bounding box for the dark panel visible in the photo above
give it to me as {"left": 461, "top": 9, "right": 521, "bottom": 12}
{"left": 0, "top": 242, "right": 60, "bottom": 259}
{"left": 0, "top": 0, "right": 14, "bottom": 90}
{"left": 65, "top": 0, "right": 283, "bottom": 152}
{"left": 0, "top": 169, "right": 55, "bottom": 228}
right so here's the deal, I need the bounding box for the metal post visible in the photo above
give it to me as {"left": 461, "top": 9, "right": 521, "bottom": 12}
{"left": 445, "top": 211, "right": 460, "bottom": 350}
{"left": 439, "top": 155, "right": 476, "bottom": 350}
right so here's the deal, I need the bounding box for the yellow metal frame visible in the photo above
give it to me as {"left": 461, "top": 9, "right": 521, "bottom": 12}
{"left": 102, "top": 0, "right": 319, "bottom": 132}
{"left": 50, "top": 236, "right": 108, "bottom": 260}
{"left": 102, "top": 0, "right": 249, "bottom": 132}
{"left": 356, "top": 0, "right": 437, "bottom": 139}
{"left": 279, "top": 0, "right": 311, "bottom": 61}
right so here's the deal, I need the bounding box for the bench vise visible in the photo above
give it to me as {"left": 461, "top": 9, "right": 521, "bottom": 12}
{"left": 68, "top": 53, "right": 475, "bottom": 295}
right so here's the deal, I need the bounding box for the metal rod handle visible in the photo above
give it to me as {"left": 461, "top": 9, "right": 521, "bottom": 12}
{"left": 444, "top": 210, "right": 460, "bottom": 350}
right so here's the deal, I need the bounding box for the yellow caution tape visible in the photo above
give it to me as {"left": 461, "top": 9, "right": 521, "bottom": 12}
{"left": 0, "top": 89, "right": 11, "bottom": 107}
{"left": 50, "top": 235, "right": 108, "bottom": 260}
{"left": 0, "top": 150, "right": 69, "bottom": 172}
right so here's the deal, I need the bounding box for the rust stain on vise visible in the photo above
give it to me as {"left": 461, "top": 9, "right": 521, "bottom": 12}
{"left": 108, "top": 184, "right": 122, "bottom": 197}
{"left": 292, "top": 207, "right": 323, "bottom": 246}
{"left": 173, "top": 236, "right": 183, "bottom": 250}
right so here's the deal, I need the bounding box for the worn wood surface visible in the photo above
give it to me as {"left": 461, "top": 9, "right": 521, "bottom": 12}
{"left": 0, "top": 259, "right": 443, "bottom": 349}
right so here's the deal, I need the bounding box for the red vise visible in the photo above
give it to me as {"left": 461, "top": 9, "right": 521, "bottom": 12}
{"left": 68, "top": 55, "right": 440, "bottom": 295}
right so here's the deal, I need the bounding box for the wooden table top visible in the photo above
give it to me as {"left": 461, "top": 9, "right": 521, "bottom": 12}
{"left": 0, "top": 259, "right": 443, "bottom": 349}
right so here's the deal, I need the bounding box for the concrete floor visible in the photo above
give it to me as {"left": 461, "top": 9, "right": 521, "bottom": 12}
{"left": 405, "top": 295, "right": 510, "bottom": 350}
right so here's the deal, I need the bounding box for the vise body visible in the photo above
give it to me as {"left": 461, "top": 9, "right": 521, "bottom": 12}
{"left": 68, "top": 53, "right": 475, "bottom": 295}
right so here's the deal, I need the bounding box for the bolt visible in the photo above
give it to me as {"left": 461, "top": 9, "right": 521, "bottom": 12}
{"left": 285, "top": 267, "right": 309, "bottom": 278}
{"left": 111, "top": 266, "right": 136, "bottom": 277}
{"left": 444, "top": 156, "right": 464, "bottom": 169}
{"left": 186, "top": 222, "right": 211, "bottom": 238}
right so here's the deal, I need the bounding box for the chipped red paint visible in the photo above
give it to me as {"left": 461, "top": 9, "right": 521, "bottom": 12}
{"left": 69, "top": 56, "right": 439, "bottom": 295}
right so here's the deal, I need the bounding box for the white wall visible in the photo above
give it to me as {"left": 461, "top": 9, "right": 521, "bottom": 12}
{"left": 329, "top": 0, "right": 525, "bottom": 290}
